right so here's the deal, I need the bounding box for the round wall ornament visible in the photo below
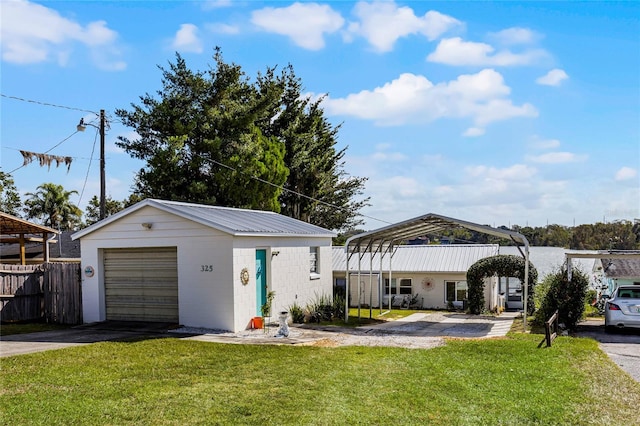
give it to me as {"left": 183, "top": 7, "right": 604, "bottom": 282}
{"left": 422, "top": 277, "right": 434, "bottom": 291}
{"left": 240, "top": 267, "right": 250, "bottom": 285}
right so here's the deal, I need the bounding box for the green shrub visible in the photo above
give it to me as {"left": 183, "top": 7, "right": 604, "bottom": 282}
{"left": 306, "top": 292, "right": 334, "bottom": 323}
{"left": 288, "top": 302, "right": 306, "bottom": 324}
{"left": 332, "top": 293, "right": 345, "bottom": 320}
{"left": 534, "top": 267, "right": 589, "bottom": 331}
{"left": 467, "top": 255, "right": 538, "bottom": 315}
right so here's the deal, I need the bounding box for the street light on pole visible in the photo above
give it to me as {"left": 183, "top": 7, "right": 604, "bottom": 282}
{"left": 77, "top": 109, "right": 106, "bottom": 220}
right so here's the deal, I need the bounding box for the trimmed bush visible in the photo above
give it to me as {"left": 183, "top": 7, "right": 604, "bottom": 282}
{"left": 467, "top": 255, "right": 538, "bottom": 315}
{"left": 534, "top": 267, "right": 589, "bottom": 331}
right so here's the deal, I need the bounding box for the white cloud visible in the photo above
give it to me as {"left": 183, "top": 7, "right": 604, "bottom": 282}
{"left": 251, "top": 3, "right": 344, "bottom": 50}
{"left": 489, "top": 27, "right": 539, "bottom": 45}
{"left": 530, "top": 138, "right": 561, "bottom": 149}
{"left": 171, "top": 24, "right": 203, "bottom": 53}
{"left": 1, "top": 0, "right": 126, "bottom": 70}
{"left": 463, "top": 127, "right": 485, "bottom": 137}
{"left": 615, "top": 166, "right": 637, "bottom": 181}
{"left": 536, "top": 69, "right": 569, "bottom": 86}
{"left": 466, "top": 164, "right": 537, "bottom": 180}
{"left": 528, "top": 152, "right": 587, "bottom": 164}
{"left": 206, "top": 23, "right": 240, "bottom": 35}
{"left": 346, "top": 1, "right": 461, "bottom": 52}
{"left": 427, "top": 37, "right": 547, "bottom": 66}
{"left": 322, "top": 68, "right": 538, "bottom": 130}
{"left": 201, "top": 0, "right": 232, "bottom": 10}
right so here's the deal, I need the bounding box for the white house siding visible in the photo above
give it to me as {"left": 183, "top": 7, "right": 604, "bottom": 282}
{"left": 346, "top": 272, "right": 496, "bottom": 310}
{"left": 232, "top": 237, "right": 332, "bottom": 332}
{"left": 77, "top": 201, "right": 335, "bottom": 332}
{"left": 80, "top": 206, "right": 236, "bottom": 329}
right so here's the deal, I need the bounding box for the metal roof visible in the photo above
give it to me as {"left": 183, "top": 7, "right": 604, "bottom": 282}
{"left": 600, "top": 257, "right": 640, "bottom": 279}
{"left": 333, "top": 244, "right": 499, "bottom": 273}
{"left": 73, "top": 199, "right": 335, "bottom": 240}
{"left": 345, "top": 213, "right": 528, "bottom": 252}
{"left": 0, "top": 212, "right": 59, "bottom": 236}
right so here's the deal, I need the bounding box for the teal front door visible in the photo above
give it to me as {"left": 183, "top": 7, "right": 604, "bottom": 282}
{"left": 256, "top": 250, "right": 267, "bottom": 316}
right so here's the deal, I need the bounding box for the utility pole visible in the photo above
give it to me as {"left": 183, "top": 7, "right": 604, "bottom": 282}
{"left": 99, "top": 109, "right": 106, "bottom": 220}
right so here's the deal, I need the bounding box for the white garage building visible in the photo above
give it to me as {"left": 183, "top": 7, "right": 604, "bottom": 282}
{"left": 72, "top": 199, "right": 335, "bottom": 332}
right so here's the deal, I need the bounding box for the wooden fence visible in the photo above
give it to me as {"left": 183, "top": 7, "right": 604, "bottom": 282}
{"left": 538, "top": 310, "right": 559, "bottom": 348}
{"left": 0, "top": 263, "right": 82, "bottom": 324}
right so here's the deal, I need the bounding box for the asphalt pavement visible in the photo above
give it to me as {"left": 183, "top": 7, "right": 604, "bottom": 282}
{"left": 574, "top": 318, "right": 640, "bottom": 383}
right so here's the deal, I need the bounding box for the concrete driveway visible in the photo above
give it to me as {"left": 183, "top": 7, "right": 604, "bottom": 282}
{"left": 575, "top": 319, "right": 640, "bottom": 383}
{"left": 0, "top": 321, "right": 176, "bottom": 357}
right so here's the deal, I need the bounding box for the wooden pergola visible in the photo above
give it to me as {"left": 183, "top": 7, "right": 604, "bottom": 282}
{"left": 0, "top": 213, "right": 59, "bottom": 265}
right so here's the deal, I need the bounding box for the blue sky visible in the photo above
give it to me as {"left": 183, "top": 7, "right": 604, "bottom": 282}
{"left": 1, "top": 0, "right": 638, "bottom": 230}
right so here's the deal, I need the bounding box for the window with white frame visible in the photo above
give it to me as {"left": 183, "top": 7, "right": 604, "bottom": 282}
{"left": 445, "top": 281, "right": 468, "bottom": 302}
{"left": 309, "top": 247, "right": 319, "bottom": 274}
{"left": 384, "top": 278, "right": 412, "bottom": 295}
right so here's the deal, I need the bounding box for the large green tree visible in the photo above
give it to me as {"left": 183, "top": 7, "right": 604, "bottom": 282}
{"left": 116, "top": 50, "right": 288, "bottom": 212}
{"left": 116, "top": 49, "right": 368, "bottom": 231}
{"left": 24, "top": 183, "right": 82, "bottom": 230}
{"left": 263, "top": 66, "right": 368, "bottom": 231}
{"left": 0, "top": 169, "right": 22, "bottom": 216}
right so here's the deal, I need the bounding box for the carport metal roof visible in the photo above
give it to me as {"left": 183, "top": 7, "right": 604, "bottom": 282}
{"left": 0, "top": 212, "right": 59, "bottom": 264}
{"left": 344, "top": 213, "right": 531, "bottom": 326}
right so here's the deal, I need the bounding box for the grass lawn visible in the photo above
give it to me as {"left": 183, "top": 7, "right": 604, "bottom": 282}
{"left": 2, "top": 330, "right": 639, "bottom": 425}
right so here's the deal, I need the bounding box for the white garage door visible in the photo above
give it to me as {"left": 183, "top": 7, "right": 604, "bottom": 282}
{"left": 104, "top": 247, "right": 178, "bottom": 322}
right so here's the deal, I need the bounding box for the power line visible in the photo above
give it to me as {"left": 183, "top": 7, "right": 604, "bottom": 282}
{"left": 206, "top": 157, "right": 391, "bottom": 226}
{"left": 1, "top": 93, "right": 97, "bottom": 114}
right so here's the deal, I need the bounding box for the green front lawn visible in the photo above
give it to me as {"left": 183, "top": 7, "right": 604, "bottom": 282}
{"left": 1, "top": 332, "right": 638, "bottom": 425}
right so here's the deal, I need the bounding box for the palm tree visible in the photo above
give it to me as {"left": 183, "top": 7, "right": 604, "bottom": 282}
{"left": 24, "top": 183, "right": 82, "bottom": 230}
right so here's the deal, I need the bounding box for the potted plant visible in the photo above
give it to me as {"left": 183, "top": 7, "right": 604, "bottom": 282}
{"left": 261, "top": 290, "right": 276, "bottom": 327}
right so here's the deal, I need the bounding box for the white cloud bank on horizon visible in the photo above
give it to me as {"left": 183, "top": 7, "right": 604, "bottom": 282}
{"left": 1, "top": 0, "right": 126, "bottom": 70}
{"left": 171, "top": 24, "right": 203, "bottom": 53}
{"left": 322, "top": 68, "right": 538, "bottom": 130}
{"left": 536, "top": 69, "right": 569, "bottom": 86}
{"left": 251, "top": 3, "right": 344, "bottom": 50}
{"left": 345, "top": 1, "right": 461, "bottom": 52}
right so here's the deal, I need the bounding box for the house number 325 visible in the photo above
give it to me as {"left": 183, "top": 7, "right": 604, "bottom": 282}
{"left": 201, "top": 265, "right": 213, "bottom": 272}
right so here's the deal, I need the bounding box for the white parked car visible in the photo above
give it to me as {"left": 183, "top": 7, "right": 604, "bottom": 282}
{"left": 604, "top": 286, "right": 640, "bottom": 333}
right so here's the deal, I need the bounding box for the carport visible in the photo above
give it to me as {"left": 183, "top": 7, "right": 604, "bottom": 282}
{"left": 0, "top": 212, "right": 59, "bottom": 265}
{"left": 344, "top": 213, "right": 531, "bottom": 326}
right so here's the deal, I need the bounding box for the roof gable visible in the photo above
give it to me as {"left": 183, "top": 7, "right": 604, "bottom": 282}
{"left": 72, "top": 199, "right": 335, "bottom": 240}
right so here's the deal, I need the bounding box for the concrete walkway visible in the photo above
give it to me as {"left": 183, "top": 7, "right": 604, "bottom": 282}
{"left": 359, "top": 311, "right": 519, "bottom": 338}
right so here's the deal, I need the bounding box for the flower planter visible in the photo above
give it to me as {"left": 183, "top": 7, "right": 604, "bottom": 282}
{"left": 251, "top": 316, "right": 264, "bottom": 329}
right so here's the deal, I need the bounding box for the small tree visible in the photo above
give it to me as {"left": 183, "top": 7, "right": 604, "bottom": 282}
{"left": 0, "top": 169, "right": 22, "bottom": 216}
{"left": 534, "top": 267, "right": 589, "bottom": 331}
{"left": 84, "top": 195, "right": 125, "bottom": 226}
{"left": 24, "top": 183, "right": 82, "bottom": 230}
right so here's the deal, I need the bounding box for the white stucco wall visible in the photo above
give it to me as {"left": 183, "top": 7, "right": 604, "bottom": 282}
{"left": 78, "top": 205, "right": 333, "bottom": 332}
{"left": 232, "top": 237, "right": 332, "bottom": 332}
{"left": 337, "top": 271, "right": 497, "bottom": 311}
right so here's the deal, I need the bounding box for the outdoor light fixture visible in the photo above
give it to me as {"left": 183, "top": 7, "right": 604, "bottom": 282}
{"left": 141, "top": 222, "right": 153, "bottom": 230}
{"left": 76, "top": 110, "right": 106, "bottom": 221}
